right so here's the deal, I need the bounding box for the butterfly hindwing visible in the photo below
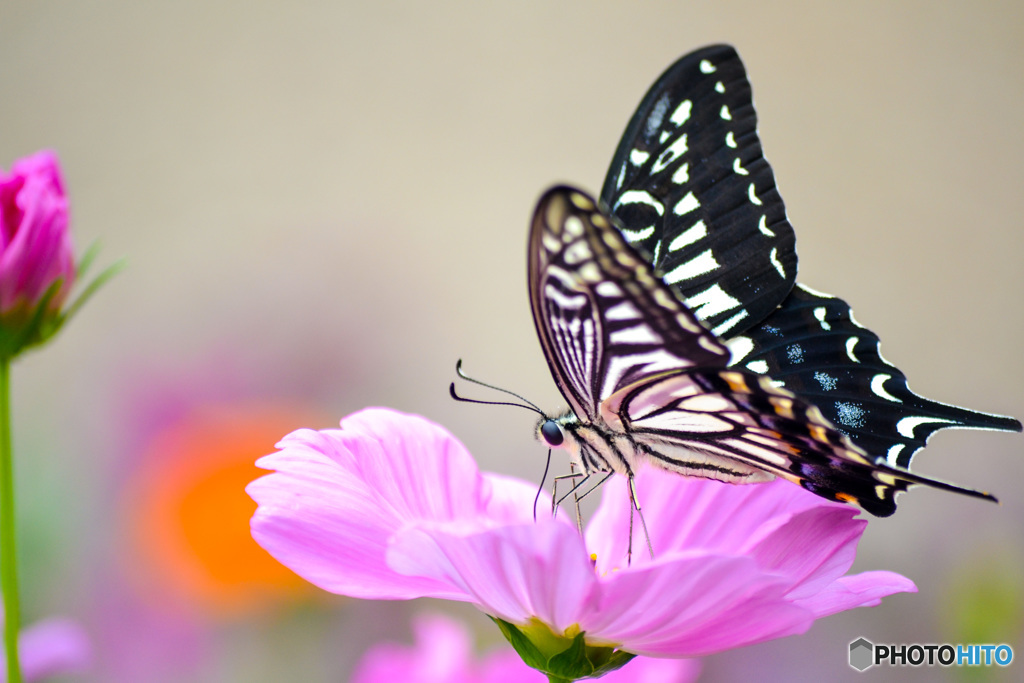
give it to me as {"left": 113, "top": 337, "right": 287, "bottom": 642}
{"left": 600, "top": 44, "right": 797, "bottom": 338}
{"left": 727, "top": 284, "right": 1023, "bottom": 467}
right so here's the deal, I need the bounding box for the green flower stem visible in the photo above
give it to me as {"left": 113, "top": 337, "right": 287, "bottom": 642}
{"left": 0, "top": 359, "right": 21, "bottom": 683}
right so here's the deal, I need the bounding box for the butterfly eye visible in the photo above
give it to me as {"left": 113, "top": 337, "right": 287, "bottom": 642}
{"left": 540, "top": 420, "right": 564, "bottom": 446}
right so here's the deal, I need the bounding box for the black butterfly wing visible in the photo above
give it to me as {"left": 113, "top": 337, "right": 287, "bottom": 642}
{"left": 599, "top": 43, "right": 1020, "bottom": 490}
{"left": 527, "top": 185, "right": 730, "bottom": 422}
{"left": 727, "top": 284, "right": 1023, "bottom": 466}
{"left": 600, "top": 44, "right": 796, "bottom": 337}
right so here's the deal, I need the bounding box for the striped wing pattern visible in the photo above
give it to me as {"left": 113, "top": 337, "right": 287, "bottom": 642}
{"left": 528, "top": 186, "right": 728, "bottom": 423}
{"left": 600, "top": 44, "right": 797, "bottom": 338}
{"left": 528, "top": 187, "right": 980, "bottom": 515}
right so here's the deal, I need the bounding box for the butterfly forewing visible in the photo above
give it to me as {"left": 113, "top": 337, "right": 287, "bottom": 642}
{"left": 727, "top": 284, "right": 1023, "bottom": 467}
{"left": 528, "top": 186, "right": 729, "bottom": 422}
{"left": 600, "top": 44, "right": 797, "bottom": 338}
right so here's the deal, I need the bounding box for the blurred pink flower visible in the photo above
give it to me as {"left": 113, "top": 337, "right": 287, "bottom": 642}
{"left": 249, "top": 408, "right": 914, "bottom": 664}
{"left": 6, "top": 617, "right": 90, "bottom": 682}
{"left": 0, "top": 151, "right": 75, "bottom": 321}
{"left": 351, "top": 613, "right": 700, "bottom": 683}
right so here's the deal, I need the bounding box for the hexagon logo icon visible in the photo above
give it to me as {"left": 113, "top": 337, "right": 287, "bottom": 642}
{"left": 849, "top": 637, "right": 874, "bottom": 671}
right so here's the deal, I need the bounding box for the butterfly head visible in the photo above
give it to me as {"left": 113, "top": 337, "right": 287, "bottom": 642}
{"left": 539, "top": 418, "right": 565, "bottom": 446}
{"left": 535, "top": 412, "right": 594, "bottom": 470}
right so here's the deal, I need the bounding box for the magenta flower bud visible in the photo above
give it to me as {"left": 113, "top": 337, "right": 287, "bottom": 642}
{"left": 0, "top": 150, "right": 116, "bottom": 357}
{"left": 0, "top": 151, "right": 75, "bottom": 321}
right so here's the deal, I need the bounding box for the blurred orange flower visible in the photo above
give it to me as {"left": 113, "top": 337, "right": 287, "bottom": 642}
{"left": 124, "top": 401, "right": 325, "bottom": 615}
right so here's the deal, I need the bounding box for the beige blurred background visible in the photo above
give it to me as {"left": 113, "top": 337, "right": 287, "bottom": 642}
{"left": 2, "top": 2, "right": 1022, "bottom": 681}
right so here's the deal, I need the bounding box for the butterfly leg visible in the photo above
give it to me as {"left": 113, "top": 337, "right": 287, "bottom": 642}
{"left": 626, "top": 474, "right": 654, "bottom": 566}
{"left": 551, "top": 470, "right": 587, "bottom": 526}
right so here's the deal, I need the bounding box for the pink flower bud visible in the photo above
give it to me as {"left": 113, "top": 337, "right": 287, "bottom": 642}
{"left": 0, "top": 151, "right": 76, "bottom": 322}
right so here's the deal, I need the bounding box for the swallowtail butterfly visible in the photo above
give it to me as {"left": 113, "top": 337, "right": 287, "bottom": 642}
{"left": 528, "top": 45, "right": 1020, "bottom": 517}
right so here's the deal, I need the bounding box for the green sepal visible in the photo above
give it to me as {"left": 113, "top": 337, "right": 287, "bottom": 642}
{"left": 490, "top": 616, "right": 637, "bottom": 682}
{"left": 0, "top": 245, "right": 123, "bottom": 360}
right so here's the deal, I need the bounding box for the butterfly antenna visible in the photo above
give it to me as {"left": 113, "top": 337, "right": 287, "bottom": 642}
{"left": 452, "top": 359, "right": 545, "bottom": 414}
{"left": 533, "top": 449, "right": 552, "bottom": 522}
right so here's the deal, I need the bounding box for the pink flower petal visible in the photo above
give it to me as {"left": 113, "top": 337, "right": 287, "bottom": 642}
{"left": 248, "top": 408, "right": 536, "bottom": 600}
{"left": 794, "top": 570, "right": 917, "bottom": 619}
{"left": 388, "top": 520, "right": 596, "bottom": 627}
{"left": 585, "top": 470, "right": 838, "bottom": 572}
{"left": 578, "top": 553, "right": 811, "bottom": 656}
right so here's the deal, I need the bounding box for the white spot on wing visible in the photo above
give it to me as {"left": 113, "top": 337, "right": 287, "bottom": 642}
{"left": 620, "top": 225, "right": 654, "bottom": 242}
{"left": 725, "top": 336, "right": 754, "bottom": 365}
{"left": 609, "top": 325, "right": 660, "bottom": 345}
{"left": 720, "top": 105, "right": 732, "bottom": 121}
{"left": 700, "top": 59, "right": 716, "bottom": 73}
{"left": 664, "top": 249, "right": 720, "bottom": 284}
{"left": 845, "top": 337, "right": 860, "bottom": 362}
{"left": 669, "top": 100, "right": 692, "bottom": 126}
{"left": 725, "top": 132, "right": 737, "bottom": 148}
{"left": 673, "top": 192, "right": 700, "bottom": 216}
{"left": 711, "top": 310, "right": 750, "bottom": 336}
{"left": 629, "top": 149, "right": 650, "bottom": 166}
{"left": 885, "top": 444, "right": 905, "bottom": 467}
{"left": 769, "top": 247, "right": 785, "bottom": 278}
{"left": 746, "top": 360, "right": 769, "bottom": 374}
{"left": 813, "top": 307, "right": 831, "bottom": 330}
{"left": 564, "top": 216, "right": 584, "bottom": 237}
{"left": 896, "top": 416, "right": 955, "bottom": 438}
{"left": 617, "top": 190, "right": 665, "bottom": 215}
{"left": 667, "top": 220, "right": 707, "bottom": 252}
{"left": 672, "top": 162, "right": 690, "bottom": 185}
{"left": 733, "top": 158, "right": 749, "bottom": 175}
{"left": 615, "top": 164, "right": 625, "bottom": 191}
{"left": 595, "top": 281, "right": 622, "bottom": 297}
{"left": 604, "top": 301, "right": 639, "bottom": 321}
{"left": 715, "top": 81, "right": 724, "bottom": 93}
{"left": 652, "top": 134, "right": 689, "bottom": 173}
{"left": 684, "top": 284, "right": 742, "bottom": 319}
{"left": 758, "top": 215, "right": 775, "bottom": 237}
{"left": 870, "top": 374, "right": 903, "bottom": 403}
{"left": 748, "top": 184, "right": 762, "bottom": 205}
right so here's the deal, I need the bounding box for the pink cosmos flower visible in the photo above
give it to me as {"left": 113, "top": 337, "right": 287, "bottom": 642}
{"left": 351, "top": 613, "right": 700, "bottom": 683}
{"left": 7, "top": 617, "right": 90, "bottom": 682}
{"left": 249, "top": 408, "right": 914, "bottom": 674}
{"left": 0, "top": 151, "right": 75, "bottom": 321}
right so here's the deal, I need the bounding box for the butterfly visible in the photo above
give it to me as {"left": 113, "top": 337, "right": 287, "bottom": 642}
{"left": 528, "top": 45, "right": 1020, "bottom": 517}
